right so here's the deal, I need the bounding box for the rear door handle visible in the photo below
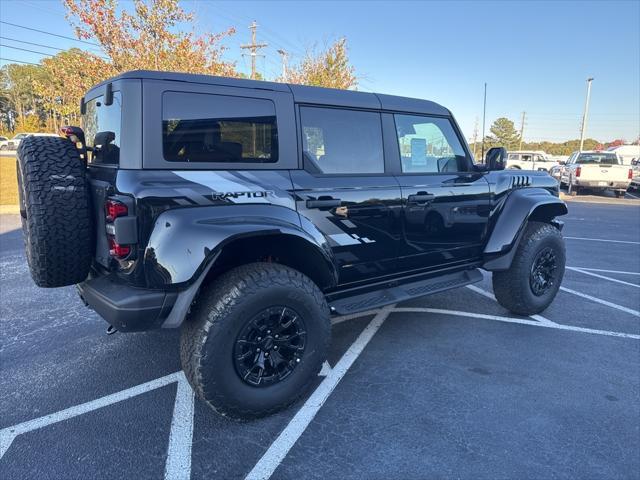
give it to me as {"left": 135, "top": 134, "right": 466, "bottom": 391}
{"left": 306, "top": 198, "right": 342, "bottom": 209}
{"left": 408, "top": 194, "right": 435, "bottom": 203}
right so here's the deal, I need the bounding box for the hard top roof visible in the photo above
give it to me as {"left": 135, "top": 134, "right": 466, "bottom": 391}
{"left": 90, "top": 70, "right": 450, "bottom": 116}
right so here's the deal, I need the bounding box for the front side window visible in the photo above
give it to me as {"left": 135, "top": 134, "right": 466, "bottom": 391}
{"left": 394, "top": 114, "right": 468, "bottom": 173}
{"left": 162, "top": 92, "right": 278, "bottom": 163}
{"left": 83, "top": 91, "right": 122, "bottom": 165}
{"left": 301, "top": 107, "right": 384, "bottom": 174}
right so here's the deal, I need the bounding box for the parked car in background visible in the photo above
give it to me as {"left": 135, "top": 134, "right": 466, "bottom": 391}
{"left": 560, "top": 150, "right": 632, "bottom": 197}
{"left": 506, "top": 151, "right": 558, "bottom": 171}
{"left": 0, "top": 133, "right": 59, "bottom": 151}
{"left": 549, "top": 164, "right": 563, "bottom": 184}
{"left": 607, "top": 144, "right": 640, "bottom": 165}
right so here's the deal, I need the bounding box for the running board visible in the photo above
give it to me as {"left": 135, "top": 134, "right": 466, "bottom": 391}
{"left": 329, "top": 269, "right": 483, "bottom": 315}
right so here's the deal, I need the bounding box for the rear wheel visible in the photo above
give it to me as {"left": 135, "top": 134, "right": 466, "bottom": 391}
{"left": 493, "top": 222, "right": 565, "bottom": 316}
{"left": 567, "top": 180, "right": 580, "bottom": 196}
{"left": 16, "top": 136, "right": 92, "bottom": 287}
{"left": 180, "top": 262, "right": 331, "bottom": 419}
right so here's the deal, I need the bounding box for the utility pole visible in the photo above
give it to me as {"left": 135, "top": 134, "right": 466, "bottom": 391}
{"left": 519, "top": 111, "right": 526, "bottom": 150}
{"left": 579, "top": 77, "right": 594, "bottom": 152}
{"left": 277, "top": 49, "right": 289, "bottom": 81}
{"left": 481, "top": 82, "right": 487, "bottom": 161}
{"left": 472, "top": 117, "right": 479, "bottom": 160}
{"left": 240, "top": 21, "right": 268, "bottom": 80}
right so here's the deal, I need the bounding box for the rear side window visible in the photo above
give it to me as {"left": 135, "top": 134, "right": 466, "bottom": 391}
{"left": 83, "top": 91, "right": 122, "bottom": 165}
{"left": 162, "top": 92, "right": 278, "bottom": 163}
{"left": 300, "top": 107, "right": 384, "bottom": 174}
{"left": 394, "top": 114, "right": 468, "bottom": 173}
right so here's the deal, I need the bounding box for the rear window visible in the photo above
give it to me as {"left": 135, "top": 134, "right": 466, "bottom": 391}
{"left": 162, "top": 92, "right": 278, "bottom": 163}
{"left": 83, "top": 91, "right": 122, "bottom": 165}
{"left": 577, "top": 153, "right": 619, "bottom": 164}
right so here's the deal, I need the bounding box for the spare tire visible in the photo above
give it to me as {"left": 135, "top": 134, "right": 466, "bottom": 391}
{"left": 17, "top": 136, "right": 93, "bottom": 287}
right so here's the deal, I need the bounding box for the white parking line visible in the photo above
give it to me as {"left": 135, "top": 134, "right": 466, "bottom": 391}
{"left": 567, "top": 267, "right": 640, "bottom": 288}
{"left": 0, "top": 371, "right": 182, "bottom": 459}
{"left": 164, "top": 373, "right": 195, "bottom": 480}
{"left": 559, "top": 286, "right": 639, "bottom": 317}
{"left": 569, "top": 267, "right": 640, "bottom": 276}
{"left": 564, "top": 236, "right": 640, "bottom": 245}
{"left": 245, "top": 306, "right": 394, "bottom": 480}
{"left": 331, "top": 309, "right": 381, "bottom": 325}
{"left": 466, "top": 284, "right": 558, "bottom": 325}
{"left": 393, "top": 307, "right": 640, "bottom": 339}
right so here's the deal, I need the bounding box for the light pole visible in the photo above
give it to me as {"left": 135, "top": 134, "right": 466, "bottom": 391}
{"left": 481, "top": 82, "right": 487, "bottom": 161}
{"left": 579, "top": 77, "right": 594, "bottom": 152}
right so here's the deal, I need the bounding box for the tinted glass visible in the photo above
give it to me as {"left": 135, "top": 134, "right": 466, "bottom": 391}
{"left": 163, "top": 92, "right": 277, "bottom": 163}
{"left": 83, "top": 91, "right": 122, "bottom": 165}
{"left": 301, "top": 107, "right": 384, "bottom": 174}
{"left": 577, "top": 152, "right": 619, "bottom": 164}
{"left": 394, "top": 115, "right": 467, "bottom": 173}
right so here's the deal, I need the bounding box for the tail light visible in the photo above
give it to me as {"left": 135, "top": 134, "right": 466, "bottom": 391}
{"left": 104, "top": 199, "right": 130, "bottom": 258}
{"left": 629, "top": 169, "right": 633, "bottom": 180}
{"left": 575, "top": 166, "right": 581, "bottom": 178}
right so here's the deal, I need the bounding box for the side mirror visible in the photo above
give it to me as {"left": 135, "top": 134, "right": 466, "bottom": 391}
{"left": 558, "top": 160, "right": 566, "bottom": 165}
{"left": 485, "top": 147, "right": 507, "bottom": 171}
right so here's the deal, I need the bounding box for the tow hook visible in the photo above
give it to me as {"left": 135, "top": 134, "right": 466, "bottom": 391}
{"left": 106, "top": 325, "right": 118, "bottom": 335}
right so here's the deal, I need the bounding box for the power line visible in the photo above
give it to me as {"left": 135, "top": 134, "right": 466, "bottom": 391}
{"left": 1, "top": 35, "right": 68, "bottom": 51}
{"left": 0, "top": 57, "right": 39, "bottom": 65}
{"left": 0, "top": 36, "right": 110, "bottom": 60}
{"left": 0, "top": 44, "right": 55, "bottom": 57}
{"left": 0, "top": 21, "right": 100, "bottom": 47}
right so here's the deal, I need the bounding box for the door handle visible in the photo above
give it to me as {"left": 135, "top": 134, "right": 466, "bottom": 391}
{"left": 306, "top": 198, "right": 342, "bottom": 209}
{"left": 408, "top": 194, "right": 435, "bottom": 203}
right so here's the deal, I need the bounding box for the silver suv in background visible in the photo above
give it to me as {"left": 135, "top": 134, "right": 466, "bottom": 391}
{"left": 506, "top": 151, "right": 558, "bottom": 171}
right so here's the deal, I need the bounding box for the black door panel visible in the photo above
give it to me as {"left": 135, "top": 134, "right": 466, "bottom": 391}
{"left": 291, "top": 171, "right": 403, "bottom": 286}
{"left": 396, "top": 173, "right": 491, "bottom": 272}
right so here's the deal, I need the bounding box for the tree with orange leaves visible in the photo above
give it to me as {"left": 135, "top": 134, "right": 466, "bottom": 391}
{"left": 63, "top": 0, "right": 237, "bottom": 76}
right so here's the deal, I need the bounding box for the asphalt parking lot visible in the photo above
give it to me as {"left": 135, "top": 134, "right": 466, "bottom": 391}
{"left": 1, "top": 199, "right": 639, "bottom": 480}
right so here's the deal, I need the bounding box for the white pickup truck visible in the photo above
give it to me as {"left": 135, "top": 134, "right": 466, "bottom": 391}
{"left": 560, "top": 150, "right": 632, "bottom": 197}
{"left": 506, "top": 151, "right": 558, "bottom": 171}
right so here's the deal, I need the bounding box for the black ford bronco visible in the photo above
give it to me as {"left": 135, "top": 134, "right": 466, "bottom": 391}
{"left": 16, "top": 70, "right": 567, "bottom": 419}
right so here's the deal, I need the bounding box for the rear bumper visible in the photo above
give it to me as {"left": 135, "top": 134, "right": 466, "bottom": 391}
{"left": 574, "top": 179, "right": 630, "bottom": 190}
{"left": 77, "top": 275, "right": 177, "bottom": 332}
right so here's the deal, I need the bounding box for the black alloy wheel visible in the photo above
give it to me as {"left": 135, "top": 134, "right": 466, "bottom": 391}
{"left": 234, "top": 306, "right": 307, "bottom": 387}
{"left": 529, "top": 247, "right": 557, "bottom": 296}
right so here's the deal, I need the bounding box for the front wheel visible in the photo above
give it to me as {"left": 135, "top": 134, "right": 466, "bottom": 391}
{"left": 493, "top": 222, "right": 565, "bottom": 316}
{"left": 180, "top": 262, "right": 331, "bottom": 419}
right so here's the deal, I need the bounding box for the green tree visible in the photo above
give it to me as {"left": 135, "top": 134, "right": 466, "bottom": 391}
{"left": 286, "top": 38, "right": 357, "bottom": 89}
{"left": 485, "top": 117, "right": 521, "bottom": 150}
{"left": 0, "top": 64, "right": 48, "bottom": 131}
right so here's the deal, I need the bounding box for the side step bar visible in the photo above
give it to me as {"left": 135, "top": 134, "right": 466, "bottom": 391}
{"left": 329, "top": 269, "right": 483, "bottom": 315}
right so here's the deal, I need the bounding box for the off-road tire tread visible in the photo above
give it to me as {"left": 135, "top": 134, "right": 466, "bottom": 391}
{"left": 17, "top": 136, "right": 92, "bottom": 287}
{"left": 492, "top": 221, "right": 565, "bottom": 316}
{"left": 180, "top": 262, "right": 330, "bottom": 419}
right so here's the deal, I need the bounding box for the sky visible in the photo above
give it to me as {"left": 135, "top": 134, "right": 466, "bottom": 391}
{"left": 0, "top": 0, "right": 639, "bottom": 143}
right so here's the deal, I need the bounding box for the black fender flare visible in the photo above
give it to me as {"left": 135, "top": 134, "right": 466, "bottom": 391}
{"left": 482, "top": 188, "right": 567, "bottom": 271}
{"left": 143, "top": 204, "right": 337, "bottom": 289}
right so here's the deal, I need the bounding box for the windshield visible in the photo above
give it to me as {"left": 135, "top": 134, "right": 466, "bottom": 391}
{"left": 577, "top": 153, "right": 619, "bottom": 165}
{"left": 82, "top": 91, "right": 122, "bottom": 165}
